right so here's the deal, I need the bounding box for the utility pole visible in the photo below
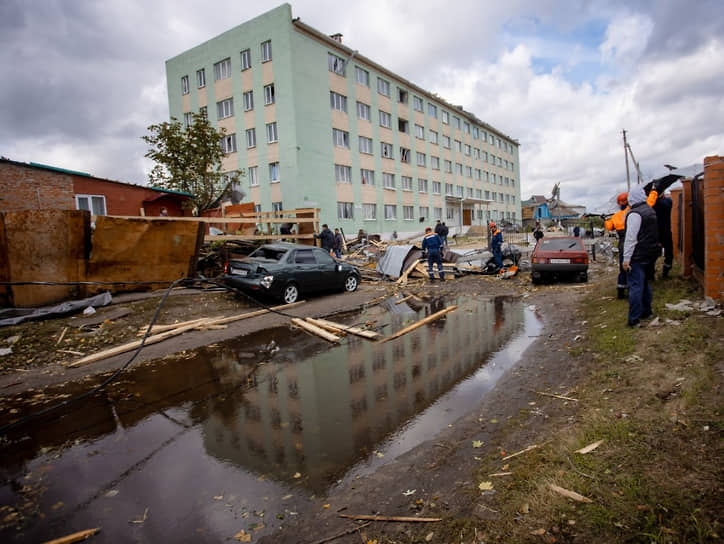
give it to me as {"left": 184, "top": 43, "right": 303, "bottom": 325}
{"left": 623, "top": 129, "right": 631, "bottom": 192}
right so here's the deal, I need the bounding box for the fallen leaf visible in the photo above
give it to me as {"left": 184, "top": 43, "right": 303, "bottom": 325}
{"left": 426, "top": 532, "right": 434, "bottom": 541}
{"left": 376, "top": 451, "right": 384, "bottom": 458}
{"left": 478, "top": 481, "right": 494, "bottom": 491}
{"left": 293, "top": 472, "right": 301, "bottom": 479}
{"left": 234, "top": 529, "right": 252, "bottom": 542}
{"left": 403, "top": 489, "right": 416, "bottom": 496}
{"left": 530, "top": 528, "right": 546, "bottom": 535}
{"left": 323, "top": 504, "right": 330, "bottom": 509}
{"left": 472, "top": 440, "right": 483, "bottom": 448}
{"left": 213, "top": 495, "right": 223, "bottom": 500}
{"left": 490, "top": 419, "right": 498, "bottom": 423}
{"left": 575, "top": 439, "right": 604, "bottom": 454}
{"left": 51, "top": 501, "right": 64, "bottom": 510}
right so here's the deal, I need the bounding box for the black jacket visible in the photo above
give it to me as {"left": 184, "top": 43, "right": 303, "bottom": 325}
{"left": 630, "top": 203, "right": 659, "bottom": 264}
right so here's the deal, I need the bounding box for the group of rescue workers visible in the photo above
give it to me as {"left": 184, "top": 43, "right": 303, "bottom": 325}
{"left": 604, "top": 176, "right": 676, "bottom": 327}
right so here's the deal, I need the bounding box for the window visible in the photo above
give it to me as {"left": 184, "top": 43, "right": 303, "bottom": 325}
{"left": 398, "top": 118, "right": 409, "bottom": 133}
{"left": 400, "top": 147, "right": 410, "bottom": 163}
{"left": 418, "top": 178, "right": 428, "bottom": 193}
{"left": 447, "top": 207, "right": 455, "bottom": 220}
{"left": 335, "top": 164, "right": 352, "bottom": 183}
{"left": 264, "top": 84, "right": 275, "bottom": 105}
{"left": 261, "top": 40, "right": 272, "bottom": 62}
{"left": 432, "top": 181, "right": 441, "bottom": 194}
{"left": 473, "top": 126, "right": 479, "bottom": 138}
{"left": 465, "top": 165, "right": 472, "bottom": 177}
{"left": 330, "top": 91, "right": 347, "bottom": 112}
{"left": 445, "top": 183, "right": 453, "bottom": 196}
{"left": 181, "top": 75, "right": 189, "bottom": 94}
{"left": 474, "top": 148, "right": 480, "bottom": 159}
{"left": 431, "top": 156, "right": 440, "bottom": 170}
{"left": 214, "top": 58, "right": 231, "bottom": 80}
{"left": 337, "top": 201, "right": 354, "bottom": 219}
{"left": 416, "top": 152, "right": 426, "bottom": 167}
{"left": 243, "top": 91, "right": 253, "bottom": 111}
{"left": 419, "top": 206, "right": 429, "bottom": 220}
{"left": 384, "top": 204, "right": 397, "bottom": 220}
{"left": 333, "top": 128, "right": 349, "bottom": 148}
{"left": 454, "top": 140, "right": 462, "bottom": 152}
{"left": 401, "top": 176, "right": 413, "bottom": 191}
{"left": 240, "top": 49, "right": 251, "bottom": 70}
{"left": 464, "top": 144, "right": 471, "bottom": 156}
{"left": 196, "top": 69, "right": 205, "bottom": 88}
{"left": 442, "top": 135, "right": 451, "bottom": 148}
{"left": 266, "top": 122, "right": 278, "bottom": 143}
{"left": 358, "top": 136, "right": 373, "bottom": 154}
{"left": 427, "top": 103, "right": 437, "bottom": 117}
{"left": 246, "top": 128, "right": 256, "bottom": 148}
{"left": 476, "top": 189, "right": 482, "bottom": 199}
{"left": 429, "top": 130, "right": 438, "bottom": 144}
{"left": 217, "top": 98, "right": 234, "bottom": 119}
{"left": 221, "top": 133, "right": 237, "bottom": 154}
{"left": 269, "top": 161, "right": 279, "bottom": 182}
{"left": 363, "top": 203, "right": 376, "bottom": 219}
{"left": 485, "top": 190, "right": 490, "bottom": 199}
{"left": 434, "top": 207, "right": 442, "bottom": 220}
{"left": 76, "top": 194, "right": 106, "bottom": 215}
{"left": 475, "top": 168, "right": 482, "bottom": 180}
{"left": 381, "top": 142, "right": 393, "bottom": 158}
{"left": 379, "top": 110, "right": 391, "bottom": 128}
{"left": 328, "top": 53, "right": 345, "bottom": 75}
{"left": 183, "top": 112, "right": 192, "bottom": 128}
{"left": 383, "top": 172, "right": 395, "bottom": 189}
{"left": 464, "top": 121, "right": 470, "bottom": 133}
{"left": 413, "top": 96, "right": 424, "bottom": 112}
{"left": 441, "top": 110, "right": 449, "bottom": 124}
{"left": 455, "top": 163, "right": 463, "bottom": 175}
{"left": 453, "top": 117, "right": 461, "bottom": 129}
{"left": 415, "top": 124, "right": 424, "bottom": 139}
{"left": 444, "top": 160, "right": 452, "bottom": 173}
{"left": 377, "top": 77, "right": 390, "bottom": 96}
{"left": 355, "top": 66, "right": 369, "bottom": 86}
{"left": 361, "top": 169, "right": 375, "bottom": 185}
{"left": 397, "top": 88, "right": 408, "bottom": 103}
{"left": 357, "top": 101, "right": 371, "bottom": 120}
{"left": 403, "top": 205, "right": 414, "bottom": 220}
{"left": 248, "top": 166, "right": 258, "bottom": 186}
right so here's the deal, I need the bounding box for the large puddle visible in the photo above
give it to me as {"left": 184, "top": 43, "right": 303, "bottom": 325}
{"left": 0, "top": 295, "right": 541, "bottom": 542}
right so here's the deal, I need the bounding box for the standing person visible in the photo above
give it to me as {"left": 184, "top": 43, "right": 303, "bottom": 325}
{"left": 573, "top": 225, "right": 581, "bottom": 237}
{"left": 434, "top": 220, "right": 444, "bottom": 239}
{"left": 533, "top": 221, "right": 544, "bottom": 245}
{"left": 653, "top": 192, "right": 673, "bottom": 278}
{"left": 280, "top": 223, "right": 292, "bottom": 241}
{"left": 605, "top": 192, "right": 630, "bottom": 299}
{"left": 440, "top": 222, "right": 449, "bottom": 247}
{"left": 421, "top": 226, "right": 445, "bottom": 281}
{"left": 489, "top": 221, "right": 503, "bottom": 270}
{"left": 622, "top": 186, "right": 659, "bottom": 327}
{"left": 159, "top": 207, "right": 169, "bottom": 217}
{"left": 333, "top": 228, "right": 344, "bottom": 259}
{"left": 314, "top": 224, "right": 335, "bottom": 253}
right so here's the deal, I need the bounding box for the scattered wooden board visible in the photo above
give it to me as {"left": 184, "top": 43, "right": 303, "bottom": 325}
{"left": 338, "top": 514, "right": 441, "bottom": 522}
{"left": 394, "top": 295, "right": 414, "bottom": 305}
{"left": 291, "top": 318, "right": 340, "bottom": 343}
{"left": 306, "top": 317, "right": 381, "bottom": 340}
{"left": 41, "top": 527, "right": 101, "bottom": 544}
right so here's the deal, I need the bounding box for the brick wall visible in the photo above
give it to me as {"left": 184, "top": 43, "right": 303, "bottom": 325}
{"left": 0, "top": 161, "right": 76, "bottom": 212}
{"left": 73, "top": 177, "right": 187, "bottom": 216}
{"left": 703, "top": 156, "right": 724, "bottom": 300}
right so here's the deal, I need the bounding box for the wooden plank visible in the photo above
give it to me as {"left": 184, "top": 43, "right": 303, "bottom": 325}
{"left": 41, "top": 527, "right": 100, "bottom": 544}
{"left": 69, "top": 319, "right": 212, "bottom": 367}
{"left": 338, "top": 514, "right": 441, "bottom": 523}
{"left": 396, "top": 259, "right": 424, "bottom": 285}
{"left": 394, "top": 295, "right": 414, "bottom": 305}
{"left": 381, "top": 305, "right": 457, "bottom": 343}
{"left": 501, "top": 444, "right": 540, "bottom": 461}
{"left": 304, "top": 317, "right": 347, "bottom": 336}
{"left": 307, "top": 317, "right": 381, "bottom": 340}
{"left": 548, "top": 483, "right": 593, "bottom": 503}
{"left": 291, "top": 318, "right": 340, "bottom": 343}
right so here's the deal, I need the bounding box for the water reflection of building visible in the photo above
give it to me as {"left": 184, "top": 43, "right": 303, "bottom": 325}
{"left": 203, "top": 298, "right": 524, "bottom": 490}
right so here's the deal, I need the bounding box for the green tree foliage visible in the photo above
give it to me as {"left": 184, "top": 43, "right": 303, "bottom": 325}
{"left": 142, "top": 112, "right": 242, "bottom": 214}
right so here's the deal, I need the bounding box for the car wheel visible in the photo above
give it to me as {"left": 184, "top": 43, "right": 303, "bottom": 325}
{"left": 282, "top": 283, "right": 299, "bottom": 304}
{"left": 531, "top": 273, "right": 541, "bottom": 285}
{"left": 344, "top": 274, "right": 359, "bottom": 292}
{"left": 578, "top": 271, "right": 588, "bottom": 283}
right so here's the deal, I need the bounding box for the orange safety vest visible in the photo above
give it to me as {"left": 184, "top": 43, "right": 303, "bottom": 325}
{"left": 604, "top": 190, "right": 658, "bottom": 233}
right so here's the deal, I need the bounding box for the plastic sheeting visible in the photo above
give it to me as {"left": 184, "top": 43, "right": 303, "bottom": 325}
{"left": 0, "top": 291, "right": 112, "bottom": 327}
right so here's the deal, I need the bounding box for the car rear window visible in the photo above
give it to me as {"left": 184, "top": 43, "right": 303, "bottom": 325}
{"left": 538, "top": 238, "right": 583, "bottom": 251}
{"left": 249, "top": 247, "right": 288, "bottom": 261}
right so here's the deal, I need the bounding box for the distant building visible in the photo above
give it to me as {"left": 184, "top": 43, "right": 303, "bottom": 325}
{"left": 165, "top": 3, "right": 521, "bottom": 238}
{"left": 521, "top": 194, "right": 585, "bottom": 228}
{"left": 0, "top": 158, "right": 191, "bottom": 216}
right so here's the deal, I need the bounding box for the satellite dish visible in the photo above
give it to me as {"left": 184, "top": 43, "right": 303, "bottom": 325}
{"left": 230, "top": 190, "right": 245, "bottom": 204}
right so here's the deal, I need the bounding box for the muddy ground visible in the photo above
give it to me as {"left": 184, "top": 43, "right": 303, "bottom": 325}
{"left": 1, "top": 251, "right": 720, "bottom": 543}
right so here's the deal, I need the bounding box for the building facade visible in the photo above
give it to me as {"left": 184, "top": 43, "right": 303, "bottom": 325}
{"left": 166, "top": 3, "right": 521, "bottom": 238}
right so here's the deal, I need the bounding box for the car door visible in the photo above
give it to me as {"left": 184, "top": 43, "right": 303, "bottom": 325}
{"left": 312, "top": 247, "right": 341, "bottom": 290}
{"left": 291, "top": 249, "right": 319, "bottom": 292}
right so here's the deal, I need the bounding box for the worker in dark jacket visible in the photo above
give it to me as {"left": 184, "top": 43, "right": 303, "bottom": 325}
{"left": 489, "top": 221, "right": 503, "bottom": 270}
{"left": 421, "top": 227, "right": 445, "bottom": 281}
{"left": 333, "top": 228, "right": 344, "bottom": 259}
{"left": 622, "top": 186, "right": 659, "bottom": 327}
{"left": 653, "top": 192, "right": 673, "bottom": 278}
{"left": 314, "top": 224, "right": 335, "bottom": 252}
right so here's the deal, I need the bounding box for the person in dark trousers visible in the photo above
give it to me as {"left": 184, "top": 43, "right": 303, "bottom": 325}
{"left": 489, "top": 221, "right": 503, "bottom": 270}
{"left": 333, "top": 228, "right": 344, "bottom": 259}
{"left": 573, "top": 225, "right": 581, "bottom": 237}
{"left": 421, "top": 226, "right": 445, "bottom": 280}
{"left": 605, "top": 192, "right": 631, "bottom": 299}
{"left": 314, "top": 224, "right": 335, "bottom": 252}
{"left": 440, "top": 222, "right": 449, "bottom": 247}
{"left": 653, "top": 192, "right": 673, "bottom": 278}
{"left": 533, "top": 222, "right": 544, "bottom": 245}
{"left": 622, "top": 186, "right": 659, "bottom": 327}
{"left": 434, "top": 220, "right": 444, "bottom": 240}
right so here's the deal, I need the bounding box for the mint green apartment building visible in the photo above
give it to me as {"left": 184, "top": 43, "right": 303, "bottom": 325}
{"left": 166, "top": 4, "right": 521, "bottom": 239}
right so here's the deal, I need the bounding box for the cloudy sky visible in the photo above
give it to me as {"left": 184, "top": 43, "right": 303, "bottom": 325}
{"left": 1, "top": 0, "right": 722, "bottom": 213}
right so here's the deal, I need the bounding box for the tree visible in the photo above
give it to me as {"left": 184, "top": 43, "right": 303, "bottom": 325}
{"left": 142, "top": 112, "right": 242, "bottom": 214}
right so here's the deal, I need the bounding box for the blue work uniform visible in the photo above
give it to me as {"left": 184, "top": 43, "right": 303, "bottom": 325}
{"left": 422, "top": 232, "right": 445, "bottom": 280}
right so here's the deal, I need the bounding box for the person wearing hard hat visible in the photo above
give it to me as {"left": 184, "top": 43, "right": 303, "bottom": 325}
{"left": 489, "top": 221, "right": 503, "bottom": 270}
{"left": 605, "top": 192, "right": 631, "bottom": 299}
